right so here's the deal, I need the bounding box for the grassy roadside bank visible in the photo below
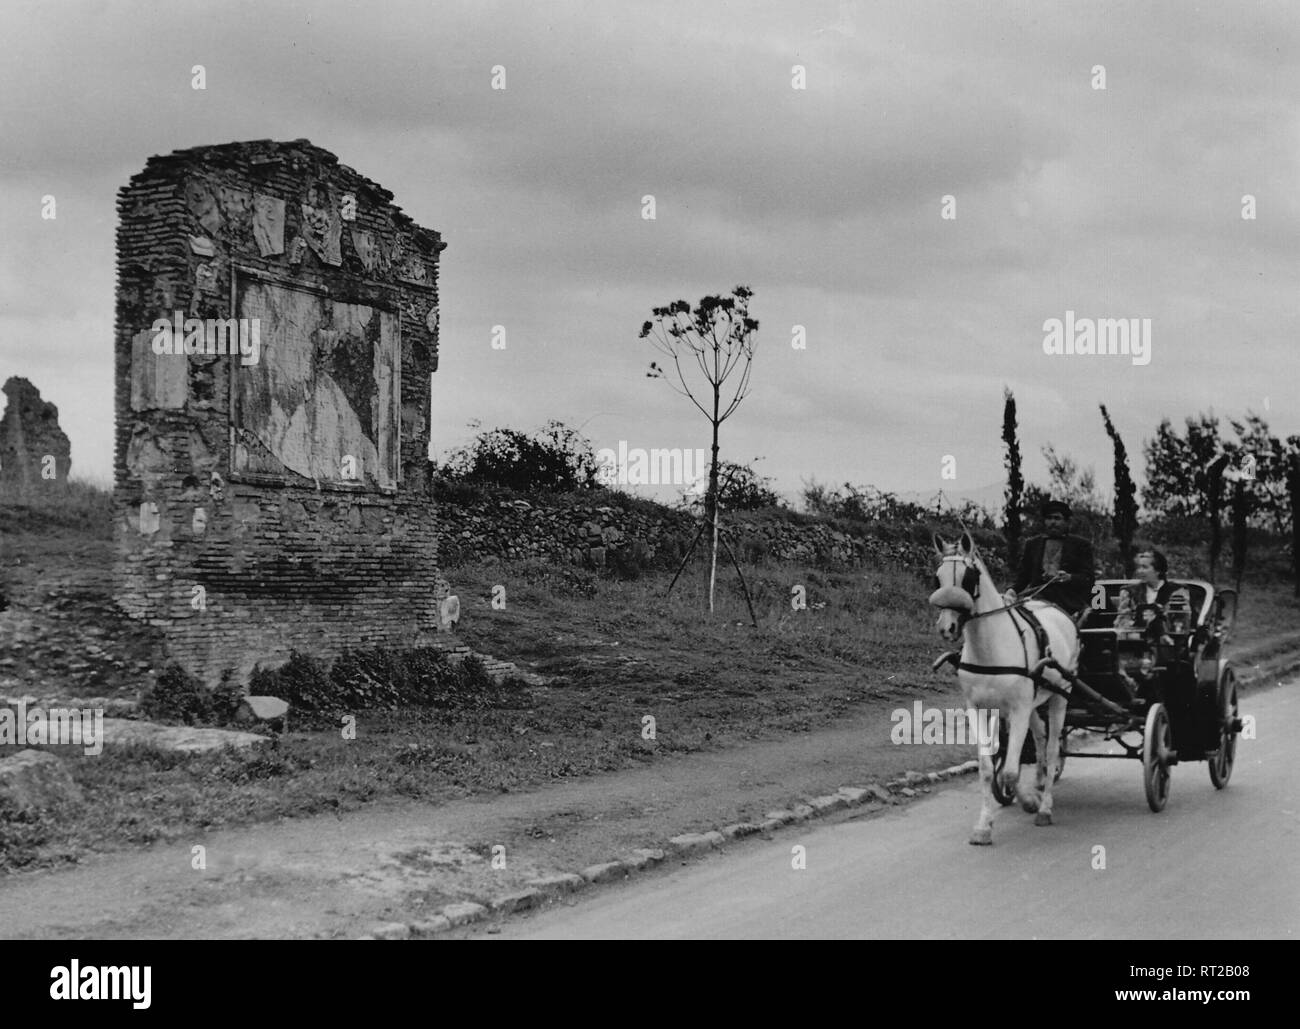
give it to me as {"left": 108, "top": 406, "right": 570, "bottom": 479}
{"left": 4, "top": 547, "right": 1297, "bottom": 875}
{"left": 0, "top": 557, "right": 951, "bottom": 871}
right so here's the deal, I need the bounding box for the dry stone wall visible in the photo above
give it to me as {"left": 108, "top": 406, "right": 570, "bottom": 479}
{"left": 435, "top": 491, "right": 935, "bottom": 571}
{"left": 113, "top": 139, "right": 448, "bottom": 685}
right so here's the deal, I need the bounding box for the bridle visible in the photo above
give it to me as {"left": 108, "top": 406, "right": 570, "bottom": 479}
{"left": 933, "top": 553, "right": 983, "bottom": 623}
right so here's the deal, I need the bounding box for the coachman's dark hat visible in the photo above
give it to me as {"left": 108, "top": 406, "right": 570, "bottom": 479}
{"left": 1041, "top": 499, "right": 1072, "bottom": 519}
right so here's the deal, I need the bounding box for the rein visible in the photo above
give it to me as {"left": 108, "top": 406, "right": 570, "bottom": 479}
{"left": 966, "top": 581, "right": 1054, "bottom": 621}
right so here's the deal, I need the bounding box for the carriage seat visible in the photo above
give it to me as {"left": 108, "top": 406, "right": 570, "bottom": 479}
{"left": 1079, "top": 580, "right": 1207, "bottom": 633}
{"left": 1077, "top": 581, "right": 1211, "bottom": 684}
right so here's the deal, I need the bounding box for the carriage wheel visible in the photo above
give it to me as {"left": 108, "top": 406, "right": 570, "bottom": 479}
{"left": 990, "top": 718, "right": 1016, "bottom": 806}
{"left": 1209, "top": 667, "right": 1238, "bottom": 790}
{"left": 1143, "top": 702, "right": 1172, "bottom": 812}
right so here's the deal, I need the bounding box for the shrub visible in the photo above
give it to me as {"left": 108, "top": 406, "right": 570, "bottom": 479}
{"left": 331, "top": 648, "right": 408, "bottom": 709}
{"left": 316, "top": 646, "right": 529, "bottom": 714}
{"left": 439, "top": 420, "right": 602, "bottom": 492}
{"left": 139, "top": 663, "right": 213, "bottom": 725}
{"left": 248, "top": 652, "right": 333, "bottom": 717}
{"left": 396, "top": 646, "right": 459, "bottom": 706}
{"left": 0, "top": 798, "right": 57, "bottom": 868}
{"left": 134, "top": 646, "right": 530, "bottom": 730}
{"left": 452, "top": 655, "right": 496, "bottom": 704}
{"left": 558, "top": 567, "right": 599, "bottom": 598}
{"left": 719, "top": 461, "right": 783, "bottom": 511}
{"left": 210, "top": 668, "right": 245, "bottom": 725}
{"left": 677, "top": 461, "right": 783, "bottom": 513}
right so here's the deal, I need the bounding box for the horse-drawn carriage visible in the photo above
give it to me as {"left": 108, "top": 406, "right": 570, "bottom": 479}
{"left": 929, "top": 533, "right": 1245, "bottom": 844}
{"left": 987, "top": 578, "right": 1242, "bottom": 812}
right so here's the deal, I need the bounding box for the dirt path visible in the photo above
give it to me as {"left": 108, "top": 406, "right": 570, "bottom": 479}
{"left": 0, "top": 692, "right": 979, "bottom": 939}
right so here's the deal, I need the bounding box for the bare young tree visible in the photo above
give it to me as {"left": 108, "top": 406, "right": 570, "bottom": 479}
{"left": 639, "top": 285, "right": 758, "bottom": 613}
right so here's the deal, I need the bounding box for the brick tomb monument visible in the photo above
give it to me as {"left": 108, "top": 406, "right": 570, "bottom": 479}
{"left": 113, "top": 139, "right": 456, "bottom": 685}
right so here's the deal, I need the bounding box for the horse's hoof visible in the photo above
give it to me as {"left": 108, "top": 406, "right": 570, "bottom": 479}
{"left": 1020, "top": 795, "right": 1040, "bottom": 814}
{"left": 968, "top": 829, "right": 993, "bottom": 846}
{"left": 1034, "top": 811, "right": 1053, "bottom": 827}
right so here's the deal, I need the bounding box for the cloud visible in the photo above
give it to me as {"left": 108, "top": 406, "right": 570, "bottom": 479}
{"left": 1, "top": 0, "right": 1298, "bottom": 500}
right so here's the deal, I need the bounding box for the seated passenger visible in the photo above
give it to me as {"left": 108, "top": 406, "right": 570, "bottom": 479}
{"left": 1114, "top": 549, "right": 1188, "bottom": 639}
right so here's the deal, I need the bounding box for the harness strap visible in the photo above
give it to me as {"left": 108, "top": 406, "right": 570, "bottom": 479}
{"left": 956, "top": 605, "right": 1066, "bottom": 699}
{"left": 956, "top": 661, "right": 1072, "bottom": 699}
{"left": 1018, "top": 606, "right": 1052, "bottom": 663}
{"left": 1010, "top": 606, "right": 1030, "bottom": 678}
{"left": 1033, "top": 676, "right": 1071, "bottom": 699}
{"left": 958, "top": 663, "right": 1036, "bottom": 676}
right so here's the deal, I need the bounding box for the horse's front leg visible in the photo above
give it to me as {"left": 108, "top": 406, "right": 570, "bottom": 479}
{"left": 970, "top": 730, "right": 997, "bottom": 846}
{"left": 962, "top": 685, "right": 997, "bottom": 846}
{"left": 1022, "top": 705, "right": 1047, "bottom": 814}
{"left": 1034, "top": 693, "right": 1068, "bottom": 827}
{"left": 999, "top": 682, "right": 1033, "bottom": 806}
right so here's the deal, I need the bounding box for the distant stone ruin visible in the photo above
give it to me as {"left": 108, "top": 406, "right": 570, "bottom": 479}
{"left": 0, "top": 377, "right": 71, "bottom": 486}
{"left": 113, "top": 139, "right": 449, "bottom": 684}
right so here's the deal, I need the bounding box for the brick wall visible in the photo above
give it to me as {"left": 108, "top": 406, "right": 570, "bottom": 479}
{"left": 113, "top": 139, "right": 448, "bottom": 685}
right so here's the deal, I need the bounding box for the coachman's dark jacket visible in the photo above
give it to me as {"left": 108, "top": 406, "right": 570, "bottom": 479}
{"left": 1012, "top": 534, "right": 1096, "bottom": 615}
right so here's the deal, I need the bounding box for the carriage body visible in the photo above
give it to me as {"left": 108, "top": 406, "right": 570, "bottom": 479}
{"left": 1071, "top": 579, "right": 1233, "bottom": 761}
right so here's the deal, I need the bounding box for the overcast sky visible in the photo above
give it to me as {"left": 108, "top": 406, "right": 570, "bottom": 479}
{"left": 1, "top": 0, "right": 1296, "bottom": 506}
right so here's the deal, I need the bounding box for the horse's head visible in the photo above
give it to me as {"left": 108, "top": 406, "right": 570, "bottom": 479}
{"left": 929, "top": 531, "right": 988, "bottom": 642}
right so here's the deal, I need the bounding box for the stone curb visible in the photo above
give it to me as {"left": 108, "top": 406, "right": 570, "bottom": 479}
{"left": 525, "top": 872, "right": 585, "bottom": 893}
{"left": 580, "top": 861, "right": 628, "bottom": 884}
{"left": 668, "top": 831, "right": 724, "bottom": 856}
{"left": 366, "top": 762, "right": 982, "bottom": 939}
{"left": 490, "top": 888, "right": 544, "bottom": 914}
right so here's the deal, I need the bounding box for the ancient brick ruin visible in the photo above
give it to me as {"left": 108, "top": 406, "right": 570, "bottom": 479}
{"left": 0, "top": 377, "right": 71, "bottom": 486}
{"left": 114, "top": 139, "right": 450, "bottom": 685}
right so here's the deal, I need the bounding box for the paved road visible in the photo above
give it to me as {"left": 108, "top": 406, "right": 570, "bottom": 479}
{"left": 480, "top": 679, "right": 1300, "bottom": 939}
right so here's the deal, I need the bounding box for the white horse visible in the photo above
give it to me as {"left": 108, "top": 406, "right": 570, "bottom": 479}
{"left": 930, "top": 532, "right": 1080, "bottom": 845}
